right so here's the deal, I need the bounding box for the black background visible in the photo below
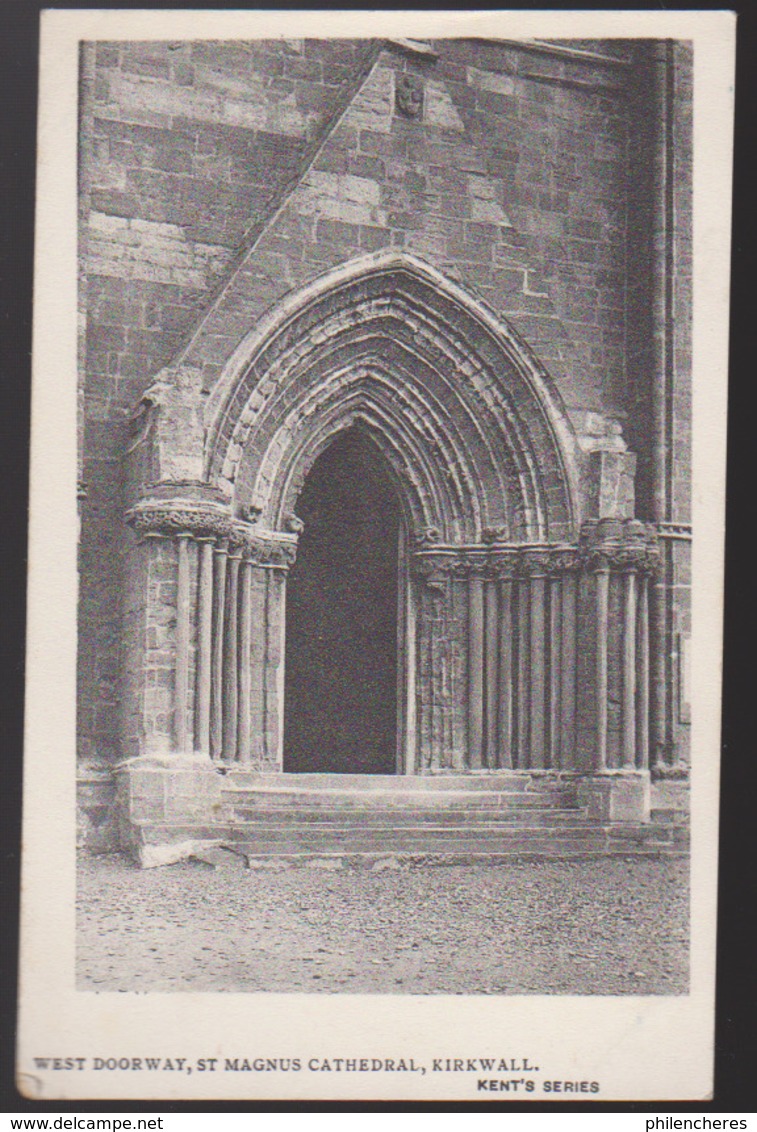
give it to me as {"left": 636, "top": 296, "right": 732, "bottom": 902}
{"left": 1, "top": 0, "right": 753, "bottom": 1114}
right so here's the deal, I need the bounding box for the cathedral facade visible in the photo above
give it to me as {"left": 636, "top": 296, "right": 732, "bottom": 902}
{"left": 76, "top": 37, "right": 692, "bottom": 861}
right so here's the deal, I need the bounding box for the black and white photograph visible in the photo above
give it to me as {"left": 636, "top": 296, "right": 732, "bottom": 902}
{"left": 18, "top": 9, "right": 733, "bottom": 1103}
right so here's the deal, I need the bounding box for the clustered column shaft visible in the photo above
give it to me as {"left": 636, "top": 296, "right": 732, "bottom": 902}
{"left": 237, "top": 559, "right": 253, "bottom": 764}
{"left": 414, "top": 557, "right": 582, "bottom": 773}
{"left": 125, "top": 498, "right": 295, "bottom": 767}
{"left": 467, "top": 575, "right": 485, "bottom": 769}
{"left": 210, "top": 540, "right": 228, "bottom": 760}
{"left": 412, "top": 521, "right": 657, "bottom": 775}
{"left": 594, "top": 565, "right": 610, "bottom": 772}
{"left": 174, "top": 534, "right": 291, "bottom": 764}
{"left": 129, "top": 502, "right": 656, "bottom": 777}
{"left": 622, "top": 571, "right": 638, "bottom": 768}
{"left": 174, "top": 534, "right": 191, "bottom": 752}
{"left": 195, "top": 539, "right": 214, "bottom": 754}
{"left": 222, "top": 551, "right": 241, "bottom": 758}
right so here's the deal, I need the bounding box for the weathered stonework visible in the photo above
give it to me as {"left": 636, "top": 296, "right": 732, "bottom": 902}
{"left": 76, "top": 761, "right": 119, "bottom": 852}
{"left": 77, "top": 37, "right": 692, "bottom": 855}
{"left": 577, "top": 772, "right": 651, "bottom": 824}
{"left": 114, "top": 752, "right": 225, "bottom": 867}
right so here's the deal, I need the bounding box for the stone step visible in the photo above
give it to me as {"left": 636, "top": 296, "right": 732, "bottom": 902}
{"left": 225, "top": 831, "right": 609, "bottom": 853}
{"left": 130, "top": 820, "right": 688, "bottom": 862}
{"left": 226, "top": 807, "right": 591, "bottom": 827}
{"left": 223, "top": 825, "right": 687, "bottom": 855}
{"left": 223, "top": 831, "right": 687, "bottom": 859}
{"left": 219, "top": 823, "right": 609, "bottom": 847}
{"left": 222, "top": 846, "right": 688, "bottom": 865}
{"left": 219, "top": 771, "right": 553, "bottom": 793}
{"left": 609, "top": 823, "right": 690, "bottom": 847}
{"left": 134, "top": 817, "right": 688, "bottom": 845}
{"left": 222, "top": 789, "right": 577, "bottom": 811}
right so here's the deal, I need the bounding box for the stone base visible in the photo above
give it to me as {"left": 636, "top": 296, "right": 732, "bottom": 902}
{"left": 651, "top": 778, "right": 690, "bottom": 827}
{"left": 77, "top": 762, "right": 118, "bottom": 852}
{"left": 114, "top": 752, "right": 225, "bottom": 867}
{"left": 136, "top": 837, "right": 223, "bottom": 869}
{"left": 108, "top": 760, "right": 659, "bottom": 866}
{"left": 576, "top": 771, "right": 651, "bottom": 823}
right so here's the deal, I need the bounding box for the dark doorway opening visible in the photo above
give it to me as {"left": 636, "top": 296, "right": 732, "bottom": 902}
{"left": 283, "top": 428, "right": 401, "bottom": 774}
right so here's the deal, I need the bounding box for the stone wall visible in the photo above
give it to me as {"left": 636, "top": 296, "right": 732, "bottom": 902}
{"left": 79, "top": 37, "right": 375, "bottom": 763}
{"left": 623, "top": 41, "right": 692, "bottom": 769}
{"left": 167, "top": 40, "right": 636, "bottom": 418}
{"left": 668, "top": 43, "right": 693, "bottom": 765}
{"left": 77, "top": 37, "right": 693, "bottom": 791}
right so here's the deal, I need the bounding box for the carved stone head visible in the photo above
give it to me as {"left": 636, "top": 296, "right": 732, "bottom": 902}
{"left": 395, "top": 73, "right": 424, "bottom": 119}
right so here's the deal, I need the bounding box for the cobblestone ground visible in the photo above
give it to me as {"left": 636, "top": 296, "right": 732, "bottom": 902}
{"left": 77, "top": 853, "right": 688, "bottom": 995}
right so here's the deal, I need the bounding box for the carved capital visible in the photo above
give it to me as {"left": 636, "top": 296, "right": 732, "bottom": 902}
{"left": 239, "top": 502, "right": 263, "bottom": 524}
{"left": 412, "top": 555, "right": 450, "bottom": 591}
{"left": 488, "top": 553, "right": 520, "bottom": 580}
{"left": 411, "top": 544, "right": 581, "bottom": 581}
{"left": 126, "top": 500, "right": 236, "bottom": 541}
{"left": 253, "top": 539, "right": 298, "bottom": 569}
{"left": 418, "top": 526, "right": 441, "bottom": 548}
{"left": 518, "top": 550, "right": 550, "bottom": 578}
{"left": 581, "top": 547, "right": 659, "bottom": 574}
{"left": 543, "top": 549, "right": 580, "bottom": 576}
{"left": 578, "top": 518, "right": 660, "bottom": 575}
{"left": 466, "top": 556, "right": 492, "bottom": 579}
{"left": 515, "top": 548, "right": 579, "bottom": 578}
{"left": 413, "top": 550, "right": 476, "bottom": 581}
{"left": 125, "top": 498, "right": 298, "bottom": 567}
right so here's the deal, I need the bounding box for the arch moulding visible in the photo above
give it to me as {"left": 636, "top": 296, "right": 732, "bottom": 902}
{"left": 119, "top": 251, "right": 656, "bottom": 824}
{"left": 203, "top": 250, "right": 582, "bottom": 546}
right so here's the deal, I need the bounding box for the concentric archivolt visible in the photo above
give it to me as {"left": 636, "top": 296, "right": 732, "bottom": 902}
{"left": 204, "top": 251, "right": 579, "bottom": 543}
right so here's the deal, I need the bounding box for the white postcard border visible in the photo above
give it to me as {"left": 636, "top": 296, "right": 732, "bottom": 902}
{"left": 19, "top": 8, "right": 735, "bottom": 1103}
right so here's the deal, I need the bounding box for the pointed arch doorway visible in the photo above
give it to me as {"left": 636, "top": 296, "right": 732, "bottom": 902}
{"left": 183, "top": 252, "right": 587, "bottom": 778}
{"left": 282, "top": 428, "right": 405, "bottom": 775}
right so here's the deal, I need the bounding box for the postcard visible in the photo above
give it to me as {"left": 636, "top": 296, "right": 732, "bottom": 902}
{"left": 18, "top": 8, "right": 734, "bottom": 1102}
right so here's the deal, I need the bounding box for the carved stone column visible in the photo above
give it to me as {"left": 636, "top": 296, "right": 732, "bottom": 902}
{"left": 467, "top": 567, "right": 485, "bottom": 769}
{"left": 237, "top": 556, "right": 253, "bottom": 765}
{"left": 636, "top": 573, "right": 651, "bottom": 770}
{"left": 174, "top": 533, "right": 192, "bottom": 752}
{"left": 411, "top": 525, "right": 657, "bottom": 813}
{"left": 222, "top": 550, "right": 242, "bottom": 760}
{"left": 495, "top": 558, "right": 516, "bottom": 769}
{"left": 210, "top": 539, "right": 228, "bottom": 760}
{"left": 558, "top": 563, "right": 578, "bottom": 771}
{"left": 621, "top": 570, "right": 638, "bottom": 769}
{"left": 521, "top": 551, "right": 549, "bottom": 769}
{"left": 594, "top": 562, "right": 611, "bottom": 772}
{"left": 117, "top": 484, "right": 297, "bottom": 862}
{"left": 195, "top": 537, "right": 214, "bottom": 756}
{"left": 263, "top": 565, "right": 288, "bottom": 768}
{"left": 413, "top": 560, "right": 461, "bottom": 772}
{"left": 576, "top": 519, "right": 660, "bottom": 822}
{"left": 412, "top": 544, "right": 584, "bottom": 774}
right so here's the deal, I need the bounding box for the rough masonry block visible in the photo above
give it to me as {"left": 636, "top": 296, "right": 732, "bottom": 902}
{"left": 577, "top": 771, "right": 651, "bottom": 823}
